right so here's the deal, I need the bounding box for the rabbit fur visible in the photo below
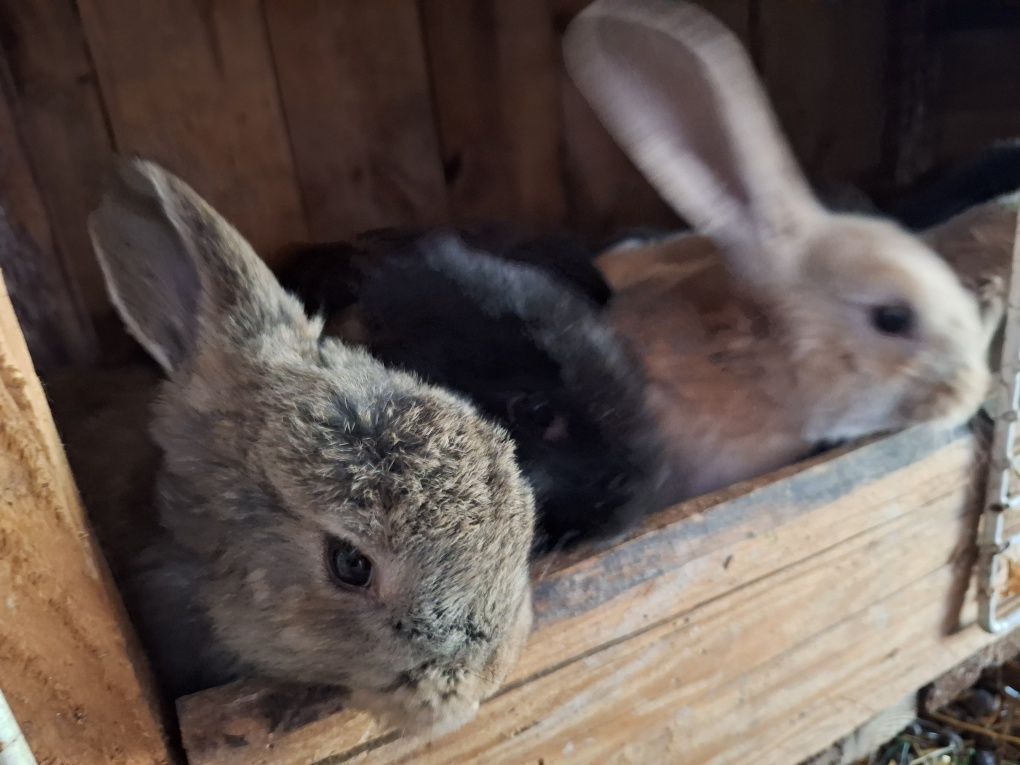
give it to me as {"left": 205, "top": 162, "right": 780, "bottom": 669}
{"left": 565, "top": 0, "right": 1005, "bottom": 503}
{"left": 45, "top": 159, "right": 536, "bottom": 734}
{"left": 279, "top": 229, "right": 663, "bottom": 550}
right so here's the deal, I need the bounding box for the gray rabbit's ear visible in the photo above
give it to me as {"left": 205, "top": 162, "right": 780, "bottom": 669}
{"left": 89, "top": 158, "right": 307, "bottom": 372}
{"left": 563, "top": 0, "right": 825, "bottom": 284}
{"left": 922, "top": 192, "right": 1020, "bottom": 288}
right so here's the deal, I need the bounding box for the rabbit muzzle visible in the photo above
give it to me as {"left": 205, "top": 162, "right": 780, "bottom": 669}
{"left": 355, "top": 589, "right": 532, "bottom": 734}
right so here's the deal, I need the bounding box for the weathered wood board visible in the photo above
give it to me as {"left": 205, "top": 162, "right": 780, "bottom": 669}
{"left": 0, "top": 0, "right": 117, "bottom": 317}
{"left": 177, "top": 425, "right": 989, "bottom": 765}
{"left": 76, "top": 0, "right": 307, "bottom": 266}
{"left": 0, "top": 273, "right": 170, "bottom": 765}
{"left": 265, "top": 0, "right": 448, "bottom": 241}
{"left": 0, "top": 79, "right": 96, "bottom": 370}
{"left": 421, "top": 0, "right": 566, "bottom": 225}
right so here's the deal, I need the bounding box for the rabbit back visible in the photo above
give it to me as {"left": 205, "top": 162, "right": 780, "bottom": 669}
{"left": 600, "top": 235, "right": 810, "bottom": 500}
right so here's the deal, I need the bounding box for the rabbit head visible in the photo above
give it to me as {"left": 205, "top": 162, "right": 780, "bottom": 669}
{"left": 565, "top": 0, "right": 991, "bottom": 445}
{"left": 88, "top": 159, "right": 535, "bottom": 732}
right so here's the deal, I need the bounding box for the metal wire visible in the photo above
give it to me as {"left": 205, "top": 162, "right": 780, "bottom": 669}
{"left": 979, "top": 206, "right": 1020, "bottom": 633}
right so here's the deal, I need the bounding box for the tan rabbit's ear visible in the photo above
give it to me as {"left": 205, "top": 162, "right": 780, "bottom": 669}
{"left": 922, "top": 192, "right": 1020, "bottom": 288}
{"left": 89, "top": 158, "right": 306, "bottom": 372}
{"left": 564, "top": 0, "right": 825, "bottom": 284}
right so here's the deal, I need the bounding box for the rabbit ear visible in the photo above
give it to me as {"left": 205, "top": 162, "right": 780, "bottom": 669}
{"left": 89, "top": 158, "right": 306, "bottom": 372}
{"left": 922, "top": 192, "right": 1019, "bottom": 290}
{"left": 564, "top": 0, "right": 825, "bottom": 282}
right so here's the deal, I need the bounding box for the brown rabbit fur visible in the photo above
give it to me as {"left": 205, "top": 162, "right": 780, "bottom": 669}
{"left": 566, "top": 0, "right": 1005, "bottom": 503}
{"left": 46, "top": 159, "right": 535, "bottom": 734}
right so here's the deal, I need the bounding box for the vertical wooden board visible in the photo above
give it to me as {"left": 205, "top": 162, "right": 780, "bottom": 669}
{"left": 756, "top": 0, "right": 889, "bottom": 183}
{"left": 0, "top": 0, "right": 117, "bottom": 316}
{"left": 0, "top": 274, "right": 170, "bottom": 765}
{"left": 422, "top": 0, "right": 566, "bottom": 225}
{"left": 559, "top": 70, "right": 681, "bottom": 239}
{"left": 491, "top": 0, "right": 567, "bottom": 224}
{"left": 265, "top": 0, "right": 447, "bottom": 240}
{"left": 77, "top": 0, "right": 306, "bottom": 265}
{"left": 0, "top": 82, "right": 96, "bottom": 369}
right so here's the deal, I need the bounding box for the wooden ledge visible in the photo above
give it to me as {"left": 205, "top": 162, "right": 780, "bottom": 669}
{"left": 178, "top": 425, "right": 987, "bottom": 765}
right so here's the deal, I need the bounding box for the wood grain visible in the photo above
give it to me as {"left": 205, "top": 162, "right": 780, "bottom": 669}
{"left": 265, "top": 0, "right": 448, "bottom": 241}
{"left": 347, "top": 489, "right": 978, "bottom": 764}
{"left": 756, "top": 0, "right": 889, "bottom": 184}
{"left": 0, "top": 78, "right": 96, "bottom": 369}
{"left": 520, "top": 427, "right": 971, "bottom": 673}
{"left": 0, "top": 273, "right": 169, "bottom": 765}
{"left": 0, "top": 0, "right": 117, "bottom": 316}
{"left": 422, "top": 0, "right": 566, "bottom": 224}
{"left": 76, "top": 0, "right": 306, "bottom": 265}
{"left": 177, "top": 426, "right": 980, "bottom": 765}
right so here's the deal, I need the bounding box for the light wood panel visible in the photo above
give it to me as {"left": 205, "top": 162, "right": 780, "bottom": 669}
{"left": 350, "top": 494, "right": 979, "bottom": 764}
{"left": 0, "top": 273, "right": 169, "bottom": 765}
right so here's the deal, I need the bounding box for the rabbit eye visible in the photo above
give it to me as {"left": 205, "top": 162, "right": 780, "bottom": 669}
{"left": 326, "top": 538, "right": 373, "bottom": 589}
{"left": 507, "top": 393, "right": 556, "bottom": 429}
{"left": 870, "top": 303, "right": 915, "bottom": 337}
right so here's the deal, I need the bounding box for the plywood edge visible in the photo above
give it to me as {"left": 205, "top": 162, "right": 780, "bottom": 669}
{"left": 178, "top": 423, "right": 978, "bottom": 765}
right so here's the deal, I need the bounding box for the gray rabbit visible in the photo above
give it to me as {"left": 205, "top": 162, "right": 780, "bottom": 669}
{"left": 45, "top": 159, "right": 535, "bottom": 734}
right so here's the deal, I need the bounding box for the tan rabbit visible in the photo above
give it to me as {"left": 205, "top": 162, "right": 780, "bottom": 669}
{"left": 46, "top": 159, "right": 535, "bottom": 734}
{"left": 564, "top": 0, "right": 1006, "bottom": 503}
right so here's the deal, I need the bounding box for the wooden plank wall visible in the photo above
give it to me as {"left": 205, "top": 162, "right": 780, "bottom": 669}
{"left": 0, "top": 0, "right": 1010, "bottom": 369}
